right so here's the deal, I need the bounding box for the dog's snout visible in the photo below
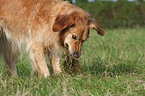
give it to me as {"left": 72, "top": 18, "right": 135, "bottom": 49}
{"left": 73, "top": 52, "right": 80, "bottom": 58}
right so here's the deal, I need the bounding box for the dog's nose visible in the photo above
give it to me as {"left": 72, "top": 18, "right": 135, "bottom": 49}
{"left": 73, "top": 52, "right": 80, "bottom": 58}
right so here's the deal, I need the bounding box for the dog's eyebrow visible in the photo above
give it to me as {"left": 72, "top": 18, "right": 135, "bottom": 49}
{"left": 60, "top": 25, "right": 71, "bottom": 33}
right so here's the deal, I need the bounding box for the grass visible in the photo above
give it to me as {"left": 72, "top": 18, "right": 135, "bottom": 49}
{"left": 0, "top": 28, "right": 145, "bottom": 95}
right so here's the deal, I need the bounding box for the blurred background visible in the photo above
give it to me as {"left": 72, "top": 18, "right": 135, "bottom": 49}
{"left": 65, "top": 0, "right": 145, "bottom": 29}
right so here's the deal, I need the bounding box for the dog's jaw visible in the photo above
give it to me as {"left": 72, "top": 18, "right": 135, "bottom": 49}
{"left": 64, "top": 34, "right": 73, "bottom": 55}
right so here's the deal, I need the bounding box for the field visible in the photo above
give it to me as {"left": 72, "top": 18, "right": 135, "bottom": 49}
{"left": 0, "top": 28, "right": 145, "bottom": 95}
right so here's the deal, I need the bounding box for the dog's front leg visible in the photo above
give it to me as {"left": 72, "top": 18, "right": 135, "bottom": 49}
{"left": 28, "top": 42, "right": 50, "bottom": 78}
{"left": 50, "top": 52, "right": 61, "bottom": 75}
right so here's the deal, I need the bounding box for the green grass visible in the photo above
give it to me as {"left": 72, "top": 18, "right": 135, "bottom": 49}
{"left": 0, "top": 28, "right": 145, "bottom": 95}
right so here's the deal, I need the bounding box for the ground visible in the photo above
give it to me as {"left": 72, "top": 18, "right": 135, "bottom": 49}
{"left": 0, "top": 28, "right": 145, "bottom": 95}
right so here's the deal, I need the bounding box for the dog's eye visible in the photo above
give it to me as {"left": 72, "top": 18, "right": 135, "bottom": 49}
{"left": 72, "top": 35, "right": 77, "bottom": 40}
{"left": 70, "top": 24, "right": 75, "bottom": 27}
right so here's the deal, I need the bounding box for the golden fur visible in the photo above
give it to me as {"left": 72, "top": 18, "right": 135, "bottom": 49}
{"left": 0, "top": 0, "right": 104, "bottom": 77}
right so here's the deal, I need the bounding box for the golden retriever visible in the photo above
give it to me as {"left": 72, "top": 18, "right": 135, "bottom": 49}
{"left": 0, "top": 0, "right": 104, "bottom": 77}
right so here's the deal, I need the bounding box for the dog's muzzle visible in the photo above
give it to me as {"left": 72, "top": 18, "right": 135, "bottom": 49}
{"left": 65, "top": 43, "right": 81, "bottom": 58}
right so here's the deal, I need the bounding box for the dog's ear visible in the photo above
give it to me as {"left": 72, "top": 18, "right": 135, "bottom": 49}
{"left": 89, "top": 18, "right": 105, "bottom": 36}
{"left": 53, "top": 15, "right": 74, "bottom": 32}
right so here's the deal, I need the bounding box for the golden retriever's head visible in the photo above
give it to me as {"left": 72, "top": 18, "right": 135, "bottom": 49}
{"left": 53, "top": 11, "right": 104, "bottom": 58}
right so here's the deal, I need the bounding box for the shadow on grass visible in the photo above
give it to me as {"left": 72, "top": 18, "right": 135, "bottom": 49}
{"left": 88, "top": 57, "right": 140, "bottom": 77}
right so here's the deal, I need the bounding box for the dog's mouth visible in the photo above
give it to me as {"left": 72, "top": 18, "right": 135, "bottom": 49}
{"left": 65, "top": 43, "right": 69, "bottom": 50}
{"left": 64, "top": 42, "right": 69, "bottom": 52}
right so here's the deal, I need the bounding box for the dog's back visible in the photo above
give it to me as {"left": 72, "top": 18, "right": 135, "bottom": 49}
{"left": 0, "top": 0, "right": 54, "bottom": 42}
